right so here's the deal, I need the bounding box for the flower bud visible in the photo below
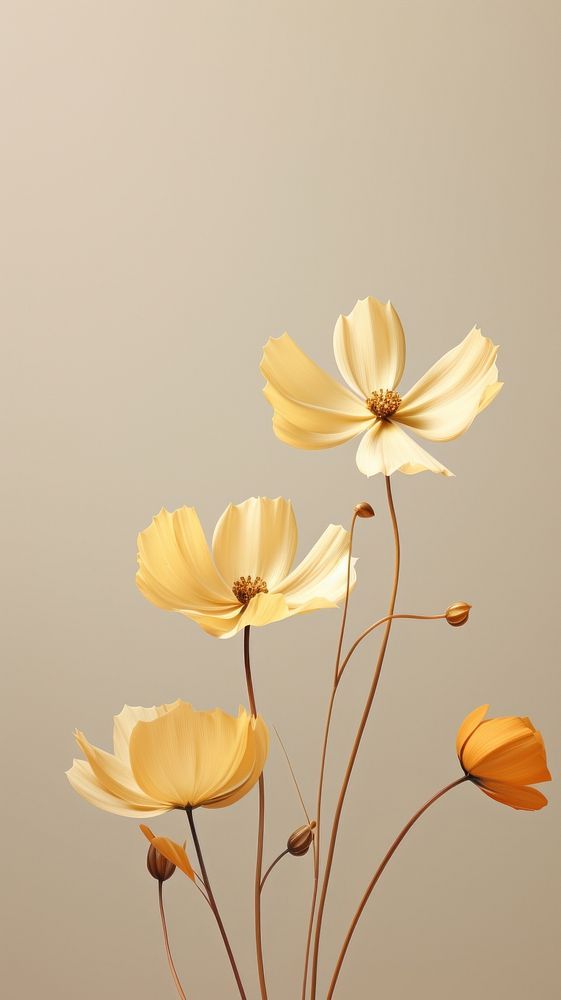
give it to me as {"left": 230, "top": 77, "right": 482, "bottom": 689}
{"left": 354, "top": 502, "right": 375, "bottom": 519}
{"left": 147, "top": 843, "right": 176, "bottom": 882}
{"left": 287, "top": 821, "right": 316, "bottom": 857}
{"left": 445, "top": 602, "right": 472, "bottom": 627}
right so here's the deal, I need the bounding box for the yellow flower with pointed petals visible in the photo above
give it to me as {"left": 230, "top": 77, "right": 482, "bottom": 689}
{"left": 66, "top": 701, "right": 269, "bottom": 817}
{"left": 457, "top": 705, "right": 551, "bottom": 810}
{"left": 260, "top": 296, "right": 502, "bottom": 477}
{"left": 136, "top": 496, "right": 356, "bottom": 638}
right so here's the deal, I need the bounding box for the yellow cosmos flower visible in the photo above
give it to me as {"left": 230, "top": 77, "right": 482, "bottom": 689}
{"left": 457, "top": 705, "right": 551, "bottom": 810}
{"left": 136, "top": 496, "right": 356, "bottom": 638}
{"left": 66, "top": 701, "right": 269, "bottom": 817}
{"left": 260, "top": 296, "right": 502, "bottom": 477}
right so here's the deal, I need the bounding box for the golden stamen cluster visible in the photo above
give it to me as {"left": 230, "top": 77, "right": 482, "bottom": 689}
{"left": 365, "top": 388, "right": 402, "bottom": 419}
{"left": 232, "top": 575, "right": 269, "bottom": 605}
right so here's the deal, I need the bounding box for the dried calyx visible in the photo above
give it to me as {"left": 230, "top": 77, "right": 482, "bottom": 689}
{"left": 287, "top": 821, "right": 316, "bottom": 857}
{"left": 147, "top": 844, "right": 176, "bottom": 882}
{"left": 445, "top": 602, "right": 472, "bottom": 627}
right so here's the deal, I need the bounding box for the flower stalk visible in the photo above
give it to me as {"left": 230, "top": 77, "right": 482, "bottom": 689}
{"left": 244, "top": 625, "right": 268, "bottom": 1000}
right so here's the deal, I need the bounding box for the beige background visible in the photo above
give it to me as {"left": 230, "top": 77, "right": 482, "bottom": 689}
{"left": 1, "top": 2, "right": 559, "bottom": 997}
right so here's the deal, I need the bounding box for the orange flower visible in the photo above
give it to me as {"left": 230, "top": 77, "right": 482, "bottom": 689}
{"left": 457, "top": 705, "right": 551, "bottom": 810}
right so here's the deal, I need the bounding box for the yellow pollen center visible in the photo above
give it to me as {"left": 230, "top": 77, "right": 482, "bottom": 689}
{"left": 232, "top": 575, "right": 269, "bottom": 605}
{"left": 365, "top": 388, "right": 402, "bottom": 419}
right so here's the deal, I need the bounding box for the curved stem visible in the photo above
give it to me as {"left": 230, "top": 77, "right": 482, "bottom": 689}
{"left": 337, "top": 613, "right": 445, "bottom": 685}
{"left": 326, "top": 776, "right": 469, "bottom": 997}
{"left": 243, "top": 625, "right": 268, "bottom": 1000}
{"left": 186, "top": 808, "right": 247, "bottom": 999}
{"left": 302, "top": 510, "right": 359, "bottom": 1000}
{"left": 158, "top": 880, "right": 187, "bottom": 1000}
{"left": 260, "top": 848, "right": 290, "bottom": 891}
{"left": 310, "top": 476, "right": 400, "bottom": 998}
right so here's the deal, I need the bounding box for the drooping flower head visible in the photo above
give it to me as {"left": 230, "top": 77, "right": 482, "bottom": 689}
{"left": 136, "top": 496, "right": 356, "bottom": 638}
{"left": 141, "top": 824, "right": 194, "bottom": 880}
{"left": 457, "top": 705, "right": 551, "bottom": 810}
{"left": 260, "top": 296, "right": 502, "bottom": 477}
{"left": 66, "top": 701, "right": 269, "bottom": 816}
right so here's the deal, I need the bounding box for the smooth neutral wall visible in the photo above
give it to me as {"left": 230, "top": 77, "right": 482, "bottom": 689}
{"left": 1, "top": 2, "right": 559, "bottom": 998}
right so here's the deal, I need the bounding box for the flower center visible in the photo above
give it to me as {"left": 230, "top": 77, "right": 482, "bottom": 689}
{"left": 365, "top": 388, "right": 402, "bottom": 419}
{"left": 232, "top": 575, "right": 269, "bottom": 605}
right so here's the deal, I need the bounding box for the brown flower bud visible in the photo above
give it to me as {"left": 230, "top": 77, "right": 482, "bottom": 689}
{"left": 287, "top": 821, "right": 316, "bottom": 857}
{"left": 147, "top": 843, "right": 176, "bottom": 882}
{"left": 354, "top": 502, "right": 375, "bottom": 519}
{"left": 445, "top": 602, "right": 472, "bottom": 627}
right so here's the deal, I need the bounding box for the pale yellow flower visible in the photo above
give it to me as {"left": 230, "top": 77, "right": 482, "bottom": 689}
{"left": 136, "top": 496, "right": 356, "bottom": 638}
{"left": 457, "top": 705, "right": 551, "bottom": 810}
{"left": 66, "top": 701, "right": 269, "bottom": 817}
{"left": 260, "top": 296, "right": 502, "bottom": 477}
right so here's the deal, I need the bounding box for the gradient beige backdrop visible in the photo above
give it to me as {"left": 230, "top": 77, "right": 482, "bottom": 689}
{"left": 2, "top": 2, "right": 559, "bottom": 997}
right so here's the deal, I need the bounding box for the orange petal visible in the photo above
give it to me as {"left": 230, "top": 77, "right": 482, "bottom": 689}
{"left": 140, "top": 825, "right": 195, "bottom": 880}
{"left": 477, "top": 781, "right": 549, "bottom": 811}
{"left": 456, "top": 705, "right": 489, "bottom": 761}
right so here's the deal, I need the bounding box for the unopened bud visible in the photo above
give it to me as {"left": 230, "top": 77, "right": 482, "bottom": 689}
{"left": 445, "top": 602, "right": 472, "bottom": 627}
{"left": 287, "top": 821, "right": 316, "bottom": 857}
{"left": 147, "top": 844, "right": 176, "bottom": 882}
{"left": 354, "top": 502, "right": 375, "bottom": 519}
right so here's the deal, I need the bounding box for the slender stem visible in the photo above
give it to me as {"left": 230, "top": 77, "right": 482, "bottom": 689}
{"left": 158, "top": 880, "right": 187, "bottom": 1000}
{"left": 337, "top": 613, "right": 445, "bottom": 684}
{"left": 243, "top": 625, "right": 268, "bottom": 1000}
{"left": 302, "top": 511, "right": 359, "bottom": 1000}
{"left": 260, "top": 848, "right": 290, "bottom": 891}
{"left": 326, "top": 776, "right": 469, "bottom": 998}
{"left": 186, "top": 808, "right": 247, "bottom": 1000}
{"left": 310, "top": 476, "right": 400, "bottom": 998}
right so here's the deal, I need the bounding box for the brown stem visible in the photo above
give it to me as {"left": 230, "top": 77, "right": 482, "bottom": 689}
{"left": 337, "top": 613, "right": 445, "bottom": 684}
{"left": 326, "top": 776, "right": 469, "bottom": 997}
{"left": 243, "top": 625, "right": 268, "bottom": 1000}
{"left": 158, "top": 880, "right": 187, "bottom": 1000}
{"left": 260, "top": 848, "right": 290, "bottom": 891}
{"left": 310, "top": 476, "right": 400, "bottom": 998}
{"left": 186, "top": 808, "right": 247, "bottom": 999}
{"left": 301, "top": 510, "right": 359, "bottom": 1000}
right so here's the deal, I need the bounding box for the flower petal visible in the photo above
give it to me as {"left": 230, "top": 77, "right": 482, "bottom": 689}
{"left": 477, "top": 780, "right": 549, "bottom": 811}
{"left": 464, "top": 718, "right": 551, "bottom": 785}
{"left": 333, "top": 297, "right": 406, "bottom": 396}
{"left": 212, "top": 497, "right": 297, "bottom": 589}
{"left": 74, "top": 731, "right": 166, "bottom": 808}
{"left": 277, "top": 524, "right": 355, "bottom": 608}
{"left": 136, "top": 507, "right": 238, "bottom": 615}
{"left": 241, "top": 592, "right": 291, "bottom": 628}
{"left": 66, "top": 760, "right": 169, "bottom": 817}
{"left": 129, "top": 702, "right": 204, "bottom": 806}
{"left": 261, "top": 334, "right": 370, "bottom": 449}
{"left": 456, "top": 705, "right": 489, "bottom": 761}
{"left": 205, "top": 715, "right": 269, "bottom": 809}
{"left": 140, "top": 825, "right": 195, "bottom": 879}
{"left": 113, "top": 703, "right": 178, "bottom": 761}
{"left": 396, "top": 328, "right": 502, "bottom": 441}
{"left": 356, "top": 421, "right": 454, "bottom": 477}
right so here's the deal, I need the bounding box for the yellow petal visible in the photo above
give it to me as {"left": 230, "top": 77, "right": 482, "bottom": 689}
{"left": 356, "top": 420, "right": 453, "bottom": 477}
{"left": 136, "top": 507, "right": 238, "bottom": 615}
{"left": 397, "top": 328, "right": 501, "bottom": 441}
{"left": 66, "top": 760, "right": 170, "bottom": 817}
{"left": 74, "top": 731, "right": 167, "bottom": 808}
{"left": 477, "top": 780, "right": 549, "bottom": 811}
{"left": 333, "top": 297, "right": 406, "bottom": 397}
{"left": 204, "top": 715, "right": 269, "bottom": 809}
{"left": 456, "top": 705, "right": 489, "bottom": 761}
{"left": 277, "top": 524, "right": 355, "bottom": 608}
{"left": 177, "top": 607, "right": 245, "bottom": 638}
{"left": 268, "top": 408, "right": 368, "bottom": 450}
{"left": 140, "top": 825, "right": 195, "bottom": 879}
{"left": 129, "top": 702, "right": 265, "bottom": 808}
{"left": 113, "top": 703, "right": 177, "bottom": 761}
{"left": 241, "top": 591, "right": 291, "bottom": 628}
{"left": 261, "top": 334, "right": 370, "bottom": 449}
{"left": 212, "top": 497, "right": 297, "bottom": 590}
